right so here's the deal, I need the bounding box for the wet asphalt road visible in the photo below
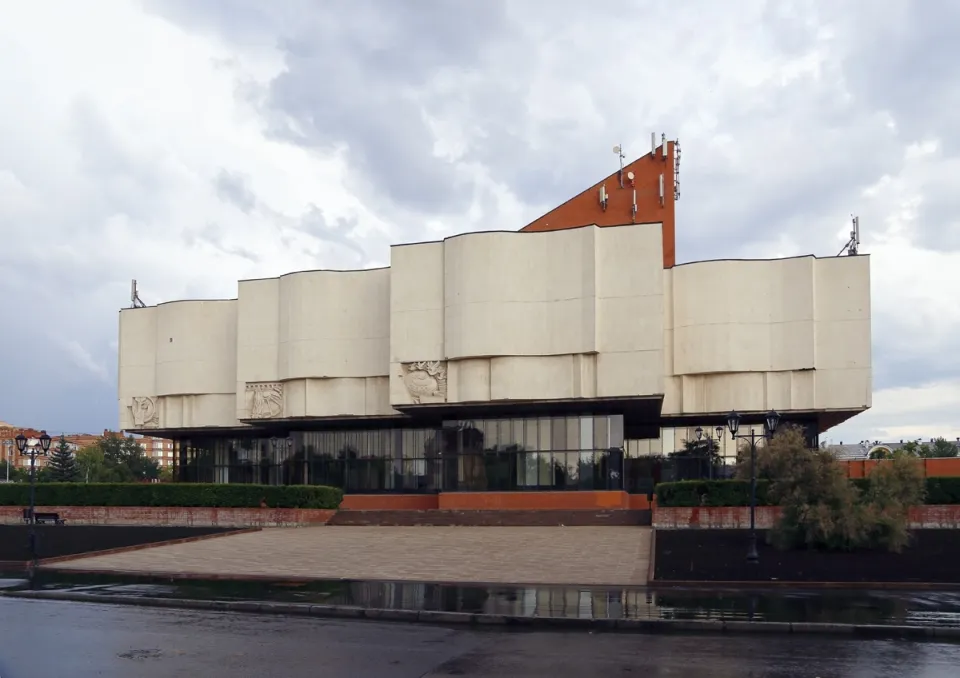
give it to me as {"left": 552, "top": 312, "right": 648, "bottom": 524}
{"left": 2, "top": 598, "right": 960, "bottom": 677}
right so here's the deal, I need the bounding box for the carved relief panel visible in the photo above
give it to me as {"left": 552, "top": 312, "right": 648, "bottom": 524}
{"left": 245, "top": 382, "right": 284, "bottom": 419}
{"left": 131, "top": 397, "right": 159, "bottom": 428}
{"left": 401, "top": 361, "right": 448, "bottom": 404}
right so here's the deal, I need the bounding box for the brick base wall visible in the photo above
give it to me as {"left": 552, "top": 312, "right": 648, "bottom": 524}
{"left": 653, "top": 505, "right": 960, "bottom": 529}
{"left": 0, "top": 506, "right": 335, "bottom": 527}
{"left": 327, "top": 509, "right": 651, "bottom": 527}
{"left": 338, "top": 491, "right": 649, "bottom": 512}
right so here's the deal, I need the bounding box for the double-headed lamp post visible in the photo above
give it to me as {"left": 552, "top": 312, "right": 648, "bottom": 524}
{"left": 694, "top": 425, "right": 725, "bottom": 479}
{"left": 725, "top": 410, "right": 780, "bottom": 564}
{"left": 15, "top": 430, "right": 51, "bottom": 567}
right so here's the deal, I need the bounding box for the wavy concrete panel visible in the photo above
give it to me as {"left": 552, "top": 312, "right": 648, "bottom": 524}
{"left": 390, "top": 223, "right": 665, "bottom": 407}
{"left": 662, "top": 254, "right": 871, "bottom": 416}
{"left": 117, "top": 225, "right": 871, "bottom": 431}
{"left": 235, "top": 268, "right": 392, "bottom": 419}
{"left": 118, "top": 300, "right": 239, "bottom": 430}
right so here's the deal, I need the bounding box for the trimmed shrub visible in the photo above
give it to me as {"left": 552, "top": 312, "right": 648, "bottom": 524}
{"left": 0, "top": 483, "right": 342, "bottom": 509}
{"left": 925, "top": 477, "right": 960, "bottom": 505}
{"left": 656, "top": 479, "right": 771, "bottom": 507}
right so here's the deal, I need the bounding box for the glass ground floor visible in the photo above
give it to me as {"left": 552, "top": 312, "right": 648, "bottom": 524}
{"left": 175, "top": 415, "right": 627, "bottom": 493}
{"left": 172, "top": 414, "right": 818, "bottom": 493}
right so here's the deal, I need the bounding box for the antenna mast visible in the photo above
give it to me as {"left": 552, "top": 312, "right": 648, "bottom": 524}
{"left": 613, "top": 144, "right": 625, "bottom": 188}
{"left": 130, "top": 280, "right": 146, "bottom": 309}
{"left": 837, "top": 215, "right": 861, "bottom": 256}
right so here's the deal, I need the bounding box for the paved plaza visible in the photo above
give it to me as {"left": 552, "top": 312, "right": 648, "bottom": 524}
{"left": 46, "top": 526, "right": 652, "bottom": 586}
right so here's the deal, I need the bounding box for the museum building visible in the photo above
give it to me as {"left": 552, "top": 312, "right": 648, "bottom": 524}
{"left": 117, "top": 138, "right": 872, "bottom": 501}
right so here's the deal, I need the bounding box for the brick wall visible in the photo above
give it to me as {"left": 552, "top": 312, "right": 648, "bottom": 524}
{"left": 0, "top": 506, "right": 335, "bottom": 527}
{"left": 843, "top": 457, "right": 960, "bottom": 478}
{"left": 438, "top": 490, "right": 632, "bottom": 511}
{"left": 338, "top": 491, "right": 650, "bottom": 512}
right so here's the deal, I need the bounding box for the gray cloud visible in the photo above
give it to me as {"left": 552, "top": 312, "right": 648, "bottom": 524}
{"left": 153, "top": 0, "right": 513, "bottom": 214}
{"left": 213, "top": 169, "right": 257, "bottom": 214}
{"left": 2, "top": 0, "right": 959, "bottom": 441}
{"left": 294, "top": 206, "right": 365, "bottom": 265}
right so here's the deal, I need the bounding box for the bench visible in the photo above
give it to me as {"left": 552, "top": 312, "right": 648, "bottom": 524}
{"left": 22, "top": 509, "right": 66, "bottom": 525}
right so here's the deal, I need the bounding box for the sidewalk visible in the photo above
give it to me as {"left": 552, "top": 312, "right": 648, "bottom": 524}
{"left": 45, "top": 526, "right": 652, "bottom": 586}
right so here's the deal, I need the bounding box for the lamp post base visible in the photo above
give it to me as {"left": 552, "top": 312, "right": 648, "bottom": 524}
{"left": 747, "top": 531, "right": 759, "bottom": 564}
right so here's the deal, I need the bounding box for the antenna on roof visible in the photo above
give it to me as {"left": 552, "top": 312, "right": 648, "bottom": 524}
{"left": 837, "top": 215, "right": 861, "bottom": 256}
{"left": 130, "top": 280, "right": 146, "bottom": 309}
{"left": 674, "top": 139, "right": 682, "bottom": 201}
{"left": 613, "top": 144, "right": 625, "bottom": 188}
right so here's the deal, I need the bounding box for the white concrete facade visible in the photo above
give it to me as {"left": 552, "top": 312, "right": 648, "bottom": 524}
{"left": 118, "top": 222, "right": 871, "bottom": 434}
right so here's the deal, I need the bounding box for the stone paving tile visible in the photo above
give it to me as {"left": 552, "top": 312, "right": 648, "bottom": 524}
{"left": 50, "top": 526, "right": 652, "bottom": 586}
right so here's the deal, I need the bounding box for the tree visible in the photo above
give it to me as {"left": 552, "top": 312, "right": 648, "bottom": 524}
{"left": 753, "top": 426, "right": 926, "bottom": 553}
{"left": 0, "top": 459, "right": 26, "bottom": 483}
{"left": 896, "top": 441, "right": 928, "bottom": 458}
{"left": 735, "top": 425, "right": 811, "bottom": 482}
{"left": 761, "top": 428, "right": 867, "bottom": 551}
{"left": 860, "top": 455, "right": 926, "bottom": 552}
{"left": 671, "top": 438, "right": 722, "bottom": 480}
{"left": 98, "top": 433, "right": 161, "bottom": 482}
{"left": 75, "top": 445, "right": 109, "bottom": 483}
{"left": 928, "top": 438, "right": 959, "bottom": 458}
{"left": 74, "top": 435, "right": 161, "bottom": 483}
{"left": 47, "top": 435, "right": 80, "bottom": 482}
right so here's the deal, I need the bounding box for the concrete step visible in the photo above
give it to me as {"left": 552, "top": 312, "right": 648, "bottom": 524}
{"left": 327, "top": 509, "right": 651, "bottom": 527}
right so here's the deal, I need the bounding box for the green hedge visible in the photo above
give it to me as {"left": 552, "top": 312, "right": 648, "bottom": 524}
{"left": 925, "top": 478, "right": 960, "bottom": 505}
{"left": 656, "top": 477, "right": 960, "bottom": 507}
{"left": 0, "top": 483, "right": 342, "bottom": 509}
{"left": 655, "top": 480, "right": 771, "bottom": 507}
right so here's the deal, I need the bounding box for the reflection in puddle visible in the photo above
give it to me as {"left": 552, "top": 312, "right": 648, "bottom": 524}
{"left": 7, "top": 571, "right": 960, "bottom": 628}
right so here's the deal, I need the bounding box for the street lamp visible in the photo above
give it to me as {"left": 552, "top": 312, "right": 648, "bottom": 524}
{"left": 269, "top": 437, "right": 294, "bottom": 484}
{"left": 725, "top": 411, "right": 780, "bottom": 564}
{"left": 694, "top": 425, "right": 726, "bottom": 478}
{"left": 17, "top": 430, "right": 51, "bottom": 568}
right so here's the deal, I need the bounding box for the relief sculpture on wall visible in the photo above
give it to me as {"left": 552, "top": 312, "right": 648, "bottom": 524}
{"left": 131, "top": 396, "right": 159, "bottom": 428}
{"left": 246, "top": 382, "right": 284, "bottom": 419}
{"left": 401, "top": 361, "right": 448, "bottom": 404}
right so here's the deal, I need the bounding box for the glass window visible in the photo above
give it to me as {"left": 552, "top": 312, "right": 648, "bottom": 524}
{"left": 551, "top": 418, "right": 566, "bottom": 451}
{"left": 507, "top": 419, "right": 524, "bottom": 448}
{"left": 493, "top": 419, "right": 510, "bottom": 450}
{"left": 566, "top": 417, "right": 580, "bottom": 452}
{"left": 524, "top": 419, "right": 538, "bottom": 450}
{"left": 537, "top": 452, "right": 553, "bottom": 486}
{"left": 609, "top": 415, "right": 624, "bottom": 448}
{"left": 518, "top": 450, "right": 538, "bottom": 487}
{"left": 401, "top": 429, "right": 416, "bottom": 459}
{"left": 594, "top": 416, "right": 609, "bottom": 450}
{"left": 579, "top": 417, "right": 594, "bottom": 451}
{"left": 538, "top": 418, "right": 552, "bottom": 451}
{"left": 171, "top": 418, "right": 638, "bottom": 492}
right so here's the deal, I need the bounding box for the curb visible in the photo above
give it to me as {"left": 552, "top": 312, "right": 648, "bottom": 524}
{"left": 28, "top": 567, "right": 643, "bottom": 589}
{"left": 6, "top": 589, "right": 960, "bottom": 641}
{"left": 651, "top": 580, "right": 960, "bottom": 591}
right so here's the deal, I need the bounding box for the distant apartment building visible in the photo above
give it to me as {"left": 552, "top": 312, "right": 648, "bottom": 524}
{"left": 133, "top": 434, "right": 175, "bottom": 468}
{"left": 1, "top": 421, "right": 174, "bottom": 470}
{"left": 0, "top": 421, "right": 48, "bottom": 469}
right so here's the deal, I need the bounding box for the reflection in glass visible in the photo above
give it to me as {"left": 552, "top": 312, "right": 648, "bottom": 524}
{"left": 174, "top": 415, "right": 628, "bottom": 493}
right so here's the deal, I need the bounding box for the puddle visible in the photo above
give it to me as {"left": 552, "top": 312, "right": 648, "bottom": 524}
{"left": 0, "top": 578, "right": 29, "bottom": 590}
{"left": 5, "top": 571, "right": 960, "bottom": 628}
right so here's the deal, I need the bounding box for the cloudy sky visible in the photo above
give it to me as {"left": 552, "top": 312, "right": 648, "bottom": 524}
{"left": 1, "top": 0, "right": 958, "bottom": 444}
